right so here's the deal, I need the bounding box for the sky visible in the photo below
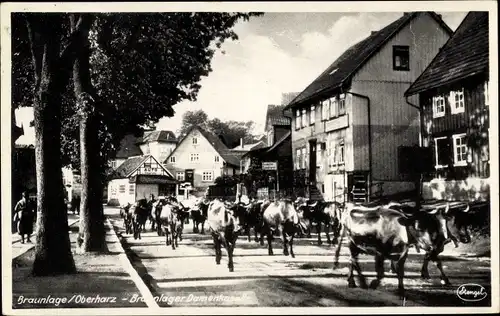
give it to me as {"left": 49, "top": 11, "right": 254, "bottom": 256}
{"left": 14, "top": 11, "right": 468, "bottom": 145}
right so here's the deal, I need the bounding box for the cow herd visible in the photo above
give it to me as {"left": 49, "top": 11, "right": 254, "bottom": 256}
{"left": 118, "top": 195, "right": 474, "bottom": 298}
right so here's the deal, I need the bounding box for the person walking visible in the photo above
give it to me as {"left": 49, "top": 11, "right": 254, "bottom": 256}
{"left": 13, "top": 192, "right": 34, "bottom": 244}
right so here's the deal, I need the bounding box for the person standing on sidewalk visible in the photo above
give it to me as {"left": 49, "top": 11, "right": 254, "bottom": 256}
{"left": 13, "top": 192, "right": 35, "bottom": 244}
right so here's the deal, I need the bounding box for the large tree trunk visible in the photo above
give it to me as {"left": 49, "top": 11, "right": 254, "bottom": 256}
{"left": 27, "top": 15, "right": 77, "bottom": 276}
{"left": 72, "top": 14, "right": 106, "bottom": 252}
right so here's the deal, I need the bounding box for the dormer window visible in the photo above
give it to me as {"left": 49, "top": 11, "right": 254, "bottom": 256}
{"left": 432, "top": 96, "right": 445, "bottom": 118}
{"left": 393, "top": 45, "right": 410, "bottom": 71}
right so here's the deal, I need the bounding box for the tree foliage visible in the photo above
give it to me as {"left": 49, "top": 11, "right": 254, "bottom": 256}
{"left": 178, "top": 109, "right": 261, "bottom": 146}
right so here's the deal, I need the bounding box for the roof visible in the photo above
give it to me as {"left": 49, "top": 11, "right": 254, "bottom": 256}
{"left": 114, "top": 134, "right": 143, "bottom": 159}
{"left": 286, "top": 12, "right": 453, "bottom": 109}
{"left": 165, "top": 126, "right": 242, "bottom": 167}
{"left": 405, "top": 12, "right": 489, "bottom": 96}
{"left": 129, "top": 174, "right": 179, "bottom": 185}
{"left": 242, "top": 131, "right": 291, "bottom": 158}
{"left": 139, "top": 130, "right": 177, "bottom": 144}
{"left": 231, "top": 140, "right": 266, "bottom": 151}
{"left": 110, "top": 156, "right": 148, "bottom": 179}
{"left": 265, "top": 105, "right": 292, "bottom": 130}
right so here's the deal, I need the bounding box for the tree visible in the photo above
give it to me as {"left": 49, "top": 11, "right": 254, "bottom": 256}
{"left": 178, "top": 109, "right": 209, "bottom": 137}
{"left": 23, "top": 14, "right": 77, "bottom": 276}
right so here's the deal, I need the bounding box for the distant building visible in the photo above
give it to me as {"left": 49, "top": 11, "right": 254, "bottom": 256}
{"left": 107, "top": 154, "right": 178, "bottom": 206}
{"left": 281, "top": 92, "right": 300, "bottom": 106}
{"left": 285, "top": 12, "right": 453, "bottom": 203}
{"left": 164, "top": 126, "right": 245, "bottom": 196}
{"left": 405, "top": 12, "right": 490, "bottom": 201}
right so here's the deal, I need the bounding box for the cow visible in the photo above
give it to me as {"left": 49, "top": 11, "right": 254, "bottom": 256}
{"left": 207, "top": 198, "right": 240, "bottom": 272}
{"left": 120, "top": 203, "right": 133, "bottom": 235}
{"left": 386, "top": 202, "right": 472, "bottom": 285}
{"left": 260, "top": 199, "right": 300, "bottom": 258}
{"left": 132, "top": 199, "right": 150, "bottom": 240}
{"left": 295, "top": 198, "right": 345, "bottom": 245}
{"left": 190, "top": 198, "right": 209, "bottom": 234}
{"left": 158, "top": 201, "right": 184, "bottom": 249}
{"left": 333, "top": 203, "right": 416, "bottom": 297}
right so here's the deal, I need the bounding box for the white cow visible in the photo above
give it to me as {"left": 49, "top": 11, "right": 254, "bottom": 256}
{"left": 261, "top": 199, "right": 299, "bottom": 258}
{"left": 207, "top": 199, "right": 239, "bottom": 272}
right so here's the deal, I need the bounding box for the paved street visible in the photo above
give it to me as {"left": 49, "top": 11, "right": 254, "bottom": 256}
{"left": 105, "top": 207, "right": 491, "bottom": 307}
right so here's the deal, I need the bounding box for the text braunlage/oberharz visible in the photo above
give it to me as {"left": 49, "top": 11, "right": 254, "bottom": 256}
{"left": 15, "top": 291, "right": 259, "bottom": 307}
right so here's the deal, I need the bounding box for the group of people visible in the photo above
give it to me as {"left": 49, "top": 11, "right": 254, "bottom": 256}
{"left": 12, "top": 192, "right": 35, "bottom": 244}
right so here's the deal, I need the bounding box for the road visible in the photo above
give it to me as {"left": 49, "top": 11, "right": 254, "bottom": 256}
{"left": 106, "top": 207, "right": 491, "bottom": 307}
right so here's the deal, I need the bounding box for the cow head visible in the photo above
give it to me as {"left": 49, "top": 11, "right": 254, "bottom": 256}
{"left": 441, "top": 203, "right": 472, "bottom": 244}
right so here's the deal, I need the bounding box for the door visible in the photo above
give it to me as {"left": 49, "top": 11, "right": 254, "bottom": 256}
{"left": 309, "top": 139, "right": 317, "bottom": 184}
{"left": 185, "top": 169, "right": 194, "bottom": 186}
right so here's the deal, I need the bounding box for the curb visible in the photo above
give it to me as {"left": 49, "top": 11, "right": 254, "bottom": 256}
{"left": 12, "top": 219, "right": 80, "bottom": 260}
{"left": 105, "top": 218, "right": 160, "bottom": 309}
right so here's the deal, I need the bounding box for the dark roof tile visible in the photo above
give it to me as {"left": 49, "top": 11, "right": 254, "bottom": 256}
{"left": 110, "top": 156, "right": 148, "bottom": 179}
{"left": 139, "top": 130, "right": 177, "bottom": 143}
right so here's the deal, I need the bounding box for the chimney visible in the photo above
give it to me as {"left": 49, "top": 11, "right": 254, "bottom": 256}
{"left": 240, "top": 138, "right": 244, "bottom": 149}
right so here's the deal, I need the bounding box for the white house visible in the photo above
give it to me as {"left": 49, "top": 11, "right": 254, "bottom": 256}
{"left": 107, "top": 154, "right": 178, "bottom": 206}
{"left": 164, "top": 126, "right": 244, "bottom": 196}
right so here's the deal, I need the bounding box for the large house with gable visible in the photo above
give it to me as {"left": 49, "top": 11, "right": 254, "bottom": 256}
{"left": 163, "top": 126, "right": 245, "bottom": 196}
{"left": 405, "top": 12, "right": 490, "bottom": 201}
{"left": 284, "top": 12, "right": 453, "bottom": 203}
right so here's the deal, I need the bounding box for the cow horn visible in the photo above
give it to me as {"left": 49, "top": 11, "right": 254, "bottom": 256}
{"left": 309, "top": 201, "right": 318, "bottom": 207}
{"left": 427, "top": 208, "right": 438, "bottom": 214}
{"left": 462, "top": 204, "right": 470, "bottom": 213}
{"left": 444, "top": 202, "right": 450, "bottom": 214}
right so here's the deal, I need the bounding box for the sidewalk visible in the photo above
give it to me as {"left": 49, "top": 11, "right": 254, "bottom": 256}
{"left": 11, "top": 216, "right": 153, "bottom": 309}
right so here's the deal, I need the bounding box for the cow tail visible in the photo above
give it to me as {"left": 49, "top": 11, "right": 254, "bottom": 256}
{"left": 333, "top": 221, "right": 347, "bottom": 269}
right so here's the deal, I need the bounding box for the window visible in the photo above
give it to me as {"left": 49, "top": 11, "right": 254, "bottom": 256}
{"left": 129, "top": 184, "right": 135, "bottom": 195}
{"left": 111, "top": 161, "right": 117, "bottom": 169}
{"left": 176, "top": 172, "right": 185, "bottom": 181}
{"left": 484, "top": 81, "right": 489, "bottom": 106}
{"left": 301, "top": 148, "right": 307, "bottom": 169}
{"left": 338, "top": 142, "right": 345, "bottom": 164}
{"left": 434, "top": 136, "right": 451, "bottom": 168}
{"left": 111, "top": 185, "right": 117, "bottom": 197}
{"left": 452, "top": 133, "right": 467, "bottom": 166}
{"left": 295, "top": 149, "right": 301, "bottom": 170}
{"left": 339, "top": 94, "right": 346, "bottom": 115}
{"left": 190, "top": 153, "right": 199, "bottom": 162}
{"left": 310, "top": 105, "right": 315, "bottom": 125}
{"left": 119, "top": 185, "right": 126, "bottom": 193}
{"left": 393, "top": 45, "right": 410, "bottom": 71}
{"left": 192, "top": 137, "right": 198, "bottom": 144}
{"left": 143, "top": 162, "right": 152, "bottom": 172}
{"left": 202, "top": 171, "right": 214, "bottom": 182}
{"left": 301, "top": 109, "right": 307, "bottom": 128}
{"left": 330, "top": 97, "right": 338, "bottom": 118}
{"left": 215, "top": 155, "right": 220, "bottom": 162}
{"left": 170, "top": 156, "right": 176, "bottom": 163}
{"left": 449, "top": 89, "right": 465, "bottom": 114}
{"left": 328, "top": 141, "right": 335, "bottom": 168}
{"left": 295, "top": 110, "right": 301, "bottom": 130}
{"left": 432, "top": 96, "right": 445, "bottom": 118}
{"left": 322, "top": 100, "right": 329, "bottom": 121}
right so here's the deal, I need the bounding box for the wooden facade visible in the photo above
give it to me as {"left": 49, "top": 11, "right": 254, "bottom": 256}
{"left": 420, "top": 74, "right": 490, "bottom": 181}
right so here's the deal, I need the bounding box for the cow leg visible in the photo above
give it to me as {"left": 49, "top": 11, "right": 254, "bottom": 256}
{"left": 420, "top": 253, "right": 431, "bottom": 280}
{"left": 289, "top": 226, "right": 295, "bottom": 258}
{"left": 171, "top": 226, "right": 176, "bottom": 250}
{"left": 281, "top": 226, "right": 289, "bottom": 256}
{"left": 395, "top": 252, "right": 408, "bottom": 298}
{"left": 192, "top": 219, "right": 197, "bottom": 233}
{"left": 370, "top": 254, "right": 385, "bottom": 289}
{"left": 316, "top": 222, "right": 323, "bottom": 245}
{"left": 349, "top": 243, "right": 368, "bottom": 289}
{"left": 267, "top": 228, "right": 274, "bottom": 256}
{"left": 433, "top": 253, "right": 451, "bottom": 286}
{"left": 390, "top": 260, "right": 397, "bottom": 274}
{"left": 246, "top": 225, "right": 251, "bottom": 242}
{"left": 213, "top": 235, "right": 222, "bottom": 265}
{"left": 201, "top": 222, "right": 205, "bottom": 235}
{"left": 324, "top": 223, "right": 332, "bottom": 245}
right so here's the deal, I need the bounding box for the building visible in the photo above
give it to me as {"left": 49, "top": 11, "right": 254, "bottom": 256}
{"left": 163, "top": 126, "right": 245, "bottom": 196}
{"left": 109, "top": 129, "right": 177, "bottom": 170}
{"left": 241, "top": 104, "right": 294, "bottom": 198}
{"left": 107, "top": 154, "right": 178, "bottom": 206}
{"left": 284, "top": 12, "right": 453, "bottom": 203}
{"left": 405, "top": 12, "right": 490, "bottom": 201}
{"left": 137, "top": 130, "right": 177, "bottom": 164}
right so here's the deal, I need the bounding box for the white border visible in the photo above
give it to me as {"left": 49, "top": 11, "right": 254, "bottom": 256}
{"left": 1, "top": 1, "right": 498, "bottom": 315}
